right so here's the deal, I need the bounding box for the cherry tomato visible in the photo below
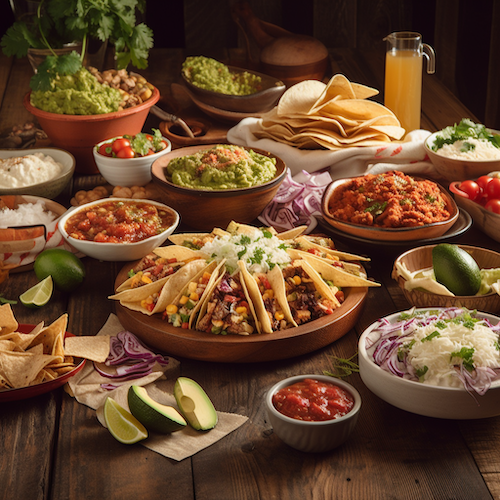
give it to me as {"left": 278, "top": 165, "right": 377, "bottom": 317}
{"left": 476, "top": 175, "right": 493, "bottom": 192}
{"left": 486, "top": 178, "right": 500, "bottom": 200}
{"left": 116, "top": 147, "right": 135, "bottom": 158}
{"left": 458, "top": 180, "right": 481, "bottom": 201}
{"left": 98, "top": 143, "right": 113, "bottom": 157}
{"left": 111, "top": 137, "right": 131, "bottom": 154}
{"left": 485, "top": 199, "right": 500, "bottom": 214}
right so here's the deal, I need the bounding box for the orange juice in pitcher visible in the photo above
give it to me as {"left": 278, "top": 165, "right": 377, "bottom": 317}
{"left": 384, "top": 32, "right": 435, "bottom": 135}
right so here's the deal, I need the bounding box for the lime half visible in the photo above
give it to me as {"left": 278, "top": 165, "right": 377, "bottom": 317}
{"left": 103, "top": 397, "right": 148, "bottom": 445}
{"left": 20, "top": 276, "right": 54, "bottom": 308}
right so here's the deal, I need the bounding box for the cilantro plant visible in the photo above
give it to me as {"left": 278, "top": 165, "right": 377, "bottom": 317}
{"left": 1, "top": 0, "right": 153, "bottom": 73}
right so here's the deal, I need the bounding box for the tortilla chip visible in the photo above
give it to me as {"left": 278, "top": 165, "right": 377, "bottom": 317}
{"left": 29, "top": 314, "right": 68, "bottom": 362}
{"left": 277, "top": 80, "right": 326, "bottom": 117}
{"left": 0, "top": 351, "right": 58, "bottom": 388}
{"left": 0, "top": 303, "right": 18, "bottom": 335}
{"left": 64, "top": 335, "right": 111, "bottom": 363}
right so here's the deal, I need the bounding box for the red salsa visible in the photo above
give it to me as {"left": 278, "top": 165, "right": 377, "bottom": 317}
{"left": 272, "top": 378, "right": 354, "bottom": 422}
{"left": 64, "top": 200, "right": 176, "bottom": 243}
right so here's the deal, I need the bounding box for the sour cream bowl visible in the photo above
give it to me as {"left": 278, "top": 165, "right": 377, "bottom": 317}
{"left": 265, "top": 374, "right": 362, "bottom": 453}
{"left": 58, "top": 198, "right": 179, "bottom": 261}
{"left": 359, "top": 308, "right": 500, "bottom": 419}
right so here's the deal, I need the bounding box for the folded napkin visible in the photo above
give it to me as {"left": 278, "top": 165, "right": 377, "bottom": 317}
{"left": 67, "top": 314, "right": 248, "bottom": 461}
{"left": 227, "top": 117, "right": 436, "bottom": 181}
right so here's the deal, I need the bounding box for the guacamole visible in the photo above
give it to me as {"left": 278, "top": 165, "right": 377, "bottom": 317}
{"left": 166, "top": 144, "right": 277, "bottom": 190}
{"left": 182, "top": 56, "right": 262, "bottom": 96}
{"left": 30, "top": 68, "right": 122, "bottom": 115}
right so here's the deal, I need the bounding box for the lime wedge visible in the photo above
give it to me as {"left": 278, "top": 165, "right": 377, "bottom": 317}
{"left": 19, "top": 276, "right": 54, "bottom": 308}
{"left": 103, "top": 397, "right": 148, "bottom": 445}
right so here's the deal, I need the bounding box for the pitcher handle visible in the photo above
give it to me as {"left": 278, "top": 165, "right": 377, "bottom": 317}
{"left": 423, "top": 43, "right": 436, "bottom": 74}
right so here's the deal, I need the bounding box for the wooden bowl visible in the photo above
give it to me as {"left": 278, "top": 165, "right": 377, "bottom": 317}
{"left": 321, "top": 176, "right": 460, "bottom": 242}
{"left": 425, "top": 131, "right": 500, "bottom": 182}
{"left": 151, "top": 144, "right": 287, "bottom": 231}
{"left": 23, "top": 87, "right": 160, "bottom": 175}
{"left": 182, "top": 66, "right": 286, "bottom": 113}
{"left": 450, "top": 181, "right": 500, "bottom": 243}
{"left": 392, "top": 244, "right": 500, "bottom": 313}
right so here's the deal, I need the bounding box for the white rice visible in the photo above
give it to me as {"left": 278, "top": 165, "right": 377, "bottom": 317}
{"left": 0, "top": 200, "right": 56, "bottom": 228}
{"left": 436, "top": 138, "right": 500, "bottom": 160}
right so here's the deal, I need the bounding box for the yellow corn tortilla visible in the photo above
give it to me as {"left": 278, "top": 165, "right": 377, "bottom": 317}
{"left": 238, "top": 262, "right": 297, "bottom": 334}
{"left": 294, "top": 235, "right": 370, "bottom": 261}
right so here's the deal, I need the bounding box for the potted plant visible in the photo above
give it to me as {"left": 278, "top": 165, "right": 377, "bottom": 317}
{"left": 1, "top": 0, "right": 153, "bottom": 72}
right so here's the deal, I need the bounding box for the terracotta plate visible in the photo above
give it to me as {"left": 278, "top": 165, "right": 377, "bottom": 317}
{"left": 0, "top": 327, "right": 86, "bottom": 403}
{"left": 114, "top": 264, "right": 368, "bottom": 363}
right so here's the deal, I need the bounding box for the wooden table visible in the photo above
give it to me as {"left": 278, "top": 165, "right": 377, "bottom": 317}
{"left": 2, "top": 48, "right": 500, "bottom": 500}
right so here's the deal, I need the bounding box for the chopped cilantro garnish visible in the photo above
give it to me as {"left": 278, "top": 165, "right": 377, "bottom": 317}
{"left": 237, "top": 248, "right": 247, "bottom": 259}
{"left": 416, "top": 366, "right": 428, "bottom": 379}
{"left": 262, "top": 230, "right": 273, "bottom": 238}
{"left": 451, "top": 347, "right": 475, "bottom": 372}
{"left": 239, "top": 235, "right": 251, "bottom": 245}
{"left": 422, "top": 331, "right": 441, "bottom": 342}
{"left": 432, "top": 118, "right": 500, "bottom": 151}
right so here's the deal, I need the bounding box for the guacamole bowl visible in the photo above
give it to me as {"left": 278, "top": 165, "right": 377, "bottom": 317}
{"left": 151, "top": 144, "right": 287, "bottom": 231}
{"left": 23, "top": 87, "right": 160, "bottom": 175}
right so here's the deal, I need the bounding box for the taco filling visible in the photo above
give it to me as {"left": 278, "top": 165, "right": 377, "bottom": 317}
{"left": 282, "top": 264, "right": 339, "bottom": 324}
{"left": 127, "top": 253, "right": 189, "bottom": 288}
{"left": 197, "top": 272, "right": 256, "bottom": 336}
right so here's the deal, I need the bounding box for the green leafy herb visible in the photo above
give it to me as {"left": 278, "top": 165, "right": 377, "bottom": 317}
{"left": 0, "top": 296, "right": 17, "bottom": 305}
{"left": 422, "top": 331, "right": 441, "bottom": 342}
{"left": 451, "top": 347, "right": 475, "bottom": 372}
{"left": 432, "top": 118, "right": 500, "bottom": 151}
{"left": 364, "top": 201, "right": 387, "bottom": 216}
{"left": 324, "top": 352, "right": 359, "bottom": 379}
{"left": 416, "top": 366, "right": 428, "bottom": 380}
{"left": 30, "top": 51, "right": 83, "bottom": 91}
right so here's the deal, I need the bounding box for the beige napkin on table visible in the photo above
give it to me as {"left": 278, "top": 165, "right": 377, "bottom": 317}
{"left": 66, "top": 314, "right": 248, "bottom": 461}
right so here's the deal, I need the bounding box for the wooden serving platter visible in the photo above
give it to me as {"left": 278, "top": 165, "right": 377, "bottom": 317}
{"left": 114, "top": 263, "right": 368, "bottom": 363}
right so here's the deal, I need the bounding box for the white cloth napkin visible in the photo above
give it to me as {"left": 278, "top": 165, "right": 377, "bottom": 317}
{"left": 227, "top": 117, "right": 436, "bottom": 181}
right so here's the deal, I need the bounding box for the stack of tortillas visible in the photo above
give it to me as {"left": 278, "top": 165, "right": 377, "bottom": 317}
{"left": 254, "top": 74, "right": 405, "bottom": 150}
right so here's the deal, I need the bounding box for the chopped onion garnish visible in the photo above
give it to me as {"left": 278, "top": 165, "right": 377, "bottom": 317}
{"left": 259, "top": 169, "right": 332, "bottom": 232}
{"left": 95, "top": 331, "right": 169, "bottom": 390}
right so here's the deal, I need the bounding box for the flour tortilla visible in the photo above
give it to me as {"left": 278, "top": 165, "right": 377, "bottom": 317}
{"left": 294, "top": 235, "right": 370, "bottom": 262}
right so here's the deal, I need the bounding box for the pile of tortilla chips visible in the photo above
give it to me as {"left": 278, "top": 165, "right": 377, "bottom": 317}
{"left": 0, "top": 304, "right": 77, "bottom": 390}
{"left": 253, "top": 74, "right": 405, "bottom": 149}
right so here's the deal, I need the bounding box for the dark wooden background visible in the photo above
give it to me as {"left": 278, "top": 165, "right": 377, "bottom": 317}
{"left": 1, "top": 0, "right": 499, "bottom": 130}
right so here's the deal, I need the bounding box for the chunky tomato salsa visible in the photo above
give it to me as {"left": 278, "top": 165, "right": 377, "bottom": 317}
{"left": 64, "top": 200, "right": 176, "bottom": 243}
{"left": 272, "top": 378, "right": 354, "bottom": 421}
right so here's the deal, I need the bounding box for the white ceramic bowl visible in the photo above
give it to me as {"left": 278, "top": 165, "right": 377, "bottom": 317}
{"left": 265, "top": 374, "right": 362, "bottom": 452}
{"left": 58, "top": 198, "right": 179, "bottom": 261}
{"left": 359, "top": 308, "right": 500, "bottom": 419}
{"left": 0, "top": 147, "right": 75, "bottom": 199}
{"left": 93, "top": 136, "right": 172, "bottom": 187}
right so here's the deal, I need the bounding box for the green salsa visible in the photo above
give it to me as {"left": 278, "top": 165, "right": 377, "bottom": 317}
{"left": 166, "top": 144, "right": 277, "bottom": 190}
{"left": 30, "top": 68, "right": 122, "bottom": 115}
{"left": 182, "top": 56, "right": 262, "bottom": 96}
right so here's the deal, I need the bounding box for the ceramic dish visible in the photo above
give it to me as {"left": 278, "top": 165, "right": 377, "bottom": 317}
{"left": 151, "top": 144, "right": 287, "bottom": 231}
{"left": 321, "top": 176, "right": 460, "bottom": 242}
{"left": 0, "top": 147, "right": 75, "bottom": 199}
{"left": 392, "top": 244, "right": 500, "bottom": 314}
{"left": 359, "top": 308, "right": 500, "bottom": 419}
{"left": 425, "top": 130, "right": 500, "bottom": 182}
{"left": 265, "top": 375, "right": 362, "bottom": 452}
{"left": 181, "top": 66, "right": 286, "bottom": 113}
{"left": 450, "top": 181, "right": 500, "bottom": 244}
{"left": 0, "top": 327, "right": 86, "bottom": 403}
{"left": 114, "top": 262, "right": 368, "bottom": 363}
{"left": 58, "top": 198, "right": 180, "bottom": 261}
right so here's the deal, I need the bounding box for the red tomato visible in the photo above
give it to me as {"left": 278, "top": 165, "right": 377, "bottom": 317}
{"left": 116, "top": 147, "right": 135, "bottom": 158}
{"left": 486, "top": 178, "right": 500, "bottom": 200}
{"left": 111, "top": 137, "right": 131, "bottom": 154}
{"left": 476, "top": 175, "right": 493, "bottom": 191}
{"left": 98, "top": 143, "right": 113, "bottom": 157}
{"left": 458, "top": 180, "right": 481, "bottom": 201}
{"left": 485, "top": 199, "right": 500, "bottom": 214}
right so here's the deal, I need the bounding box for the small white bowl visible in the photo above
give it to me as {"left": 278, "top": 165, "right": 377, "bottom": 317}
{"left": 0, "top": 147, "right": 75, "bottom": 199}
{"left": 359, "top": 308, "right": 500, "bottom": 419}
{"left": 58, "top": 198, "right": 179, "bottom": 261}
{"left": 265, "top": 374, "right": 362, "bottom": 453}
{"left": 93, "top": 136, "right": 172, "bottom": 187}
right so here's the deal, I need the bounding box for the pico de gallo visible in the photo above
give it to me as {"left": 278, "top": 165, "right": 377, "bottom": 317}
{"left": 64, "top": 200, "right": 177, "bottom": 243}
{"left": 97, "top": 129, "right": 169, "bottom": 158}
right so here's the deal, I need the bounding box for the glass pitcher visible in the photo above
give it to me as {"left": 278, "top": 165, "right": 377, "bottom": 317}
{"left": 383, "top": 32, "right": 435, "bottom": 134}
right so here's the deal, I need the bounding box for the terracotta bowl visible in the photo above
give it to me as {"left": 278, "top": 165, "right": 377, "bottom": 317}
{"left": 23, "top": 87, "right": 160, "bottom": 175}
{"left": 151, "top": 144, "right": 287, "bottom": 231}
{"left": 425, "top": 131, "right": 500, "bottom": 182}
{"left": 392, "top": 244, "right": 500, "bottom": 313}
{"left": 182, "top": 66, "right": 285, "bottom": 113}
{"left": 321, "top": 176, "right": 459, "bottom": 242}
{"left": 450, "top": 181, "right": 500, "bottom": 243}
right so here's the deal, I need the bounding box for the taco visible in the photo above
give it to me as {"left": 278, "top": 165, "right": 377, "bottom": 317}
{"left": 282, "top": 259, "right": 341, "bottom": 325}
{"left": 163, "top": 260, "right": 225, "bottom": 329}
{"left": 287, "top": 248, "right": 380, "bottom": 288}
{"left": 167, "top": 227, "right": 228, "bottom": 250}
{"left": 195, "top": 268, "right": 261, "bottom": 336}
{"left": 294, "top": 235, "right": 370, "bottom": 262}
{"left": 239, "top": 261, "right": 297, "bottom": 333}
{"left": 111, "top": 258, "right": 209, "bottom": 316}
